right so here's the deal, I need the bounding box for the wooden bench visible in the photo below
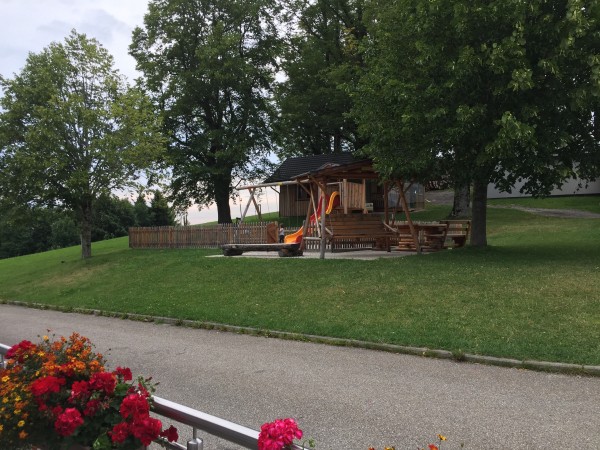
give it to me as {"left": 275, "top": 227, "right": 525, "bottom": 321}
{"left": 441, "top": 220, "right": 471, "bottom": 248}
{"left": 221, "top": 243, "right": 302, "bottom": 257}
{"left": 326, "top": 214, "right": 394, "bottom": 252}
{"left": 393, "top": 222, "right": 449, "bottom": 252}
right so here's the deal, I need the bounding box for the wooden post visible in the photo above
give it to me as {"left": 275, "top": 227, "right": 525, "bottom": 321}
{"left": 251, "top": 195, "right": 262, "bottom": 221}
{"left": 311, "top": 179, "right": 329, "bottom": 259}
{"left": 343, "top": 179, "right": 348, "bottom": 214}
{"left": 240, "top": 188, "right": 255, "bottom": 223}
{"left": 383, "top": 181, "right": 389, "bottom": 225}
{"left": 362, "top": 179, "right": 367, "bottom": 214}
{"left": 398, "top": 180, "right": 421, "bottom": 254}
{"left": 310, "top": 183, "right": 320, "bottom": 237}
{"left": 301, "top": 184, "right": 315, "bottom": 251}
{"left": 319, "top": 191, "right": 327, "bottom": 259}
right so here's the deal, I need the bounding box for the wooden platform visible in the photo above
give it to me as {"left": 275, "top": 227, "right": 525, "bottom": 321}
{"left": 221, "top": 243, "right": 302, "bottom": 257}
{"left": 326, "top": 214, "right": 394, "bottom": 252}
{"left": 394, "top": 220, "right": 471, "bottom": 252}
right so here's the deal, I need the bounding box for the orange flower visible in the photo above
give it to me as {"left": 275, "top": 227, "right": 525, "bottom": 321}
{"left": 428, "top": 445, "right": 439, "bottom": 450}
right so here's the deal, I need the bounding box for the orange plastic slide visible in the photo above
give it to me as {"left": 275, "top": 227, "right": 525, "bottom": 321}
{"left": 284, "top": 191, "right": 340, "bottom": 244}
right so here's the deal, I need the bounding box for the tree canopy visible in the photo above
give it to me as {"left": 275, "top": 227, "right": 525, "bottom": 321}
{"left": 130, "top": 0, "right": 281, "bottom": 223}
{"left": 0, "top": 30, "right": 164, "bottom": 258}
{"left": 275, "top": 0, "right": 367, "bottom": 157}
{"left": 354, "top": 0, "right": 600, "bottom": 245}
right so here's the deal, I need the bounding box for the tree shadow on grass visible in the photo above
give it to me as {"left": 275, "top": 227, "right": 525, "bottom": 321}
{"left": 454, "top": 243, "right": 599, "bottom": 267}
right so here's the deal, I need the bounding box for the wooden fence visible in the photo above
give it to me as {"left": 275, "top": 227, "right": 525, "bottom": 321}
{"left": 129, "top": 222, "right": 277, "bottom": 249}
{"left": 129, "top": 223, "right": 380, "bottom": 252}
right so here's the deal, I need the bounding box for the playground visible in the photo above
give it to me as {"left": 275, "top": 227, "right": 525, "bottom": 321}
{"left": 233, "top": 158, "right": 469, "bottom": 257}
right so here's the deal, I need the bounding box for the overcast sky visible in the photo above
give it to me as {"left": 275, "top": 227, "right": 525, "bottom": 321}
{"left": 1, "top": 0, "right": 147, "bottom": 80}
{"left": 0, "top": 0, "right": 276, "bottom": 224}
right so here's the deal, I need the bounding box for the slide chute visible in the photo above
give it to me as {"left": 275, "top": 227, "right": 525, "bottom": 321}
{"left": 284, "top": 191, "right": 340, "bottom": 244}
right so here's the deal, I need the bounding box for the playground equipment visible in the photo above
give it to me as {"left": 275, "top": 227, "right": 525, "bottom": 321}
{"left": 284, "top": 191, "right": 340, "bottom": 244}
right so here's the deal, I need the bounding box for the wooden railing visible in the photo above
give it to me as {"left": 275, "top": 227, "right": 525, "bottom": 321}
{"left": 0, "top": 343, "right": 308, "bottom": 450}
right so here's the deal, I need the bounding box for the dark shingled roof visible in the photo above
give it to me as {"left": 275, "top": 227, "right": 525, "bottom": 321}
{"left": 264, "top": 153, "right": 358, "bottom": 183}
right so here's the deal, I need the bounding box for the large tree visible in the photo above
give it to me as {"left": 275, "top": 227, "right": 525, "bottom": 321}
{"left": 0, "top": 31, "right": 164, "bottom": 258}
{"left": 275, "top": 0, "right": 367, "bottom": 156}
{"left": 130, "top": 0, "right": 281, "bottom": 223}
{"left": 355, "top": 0, "right": 600, "bottom": 246}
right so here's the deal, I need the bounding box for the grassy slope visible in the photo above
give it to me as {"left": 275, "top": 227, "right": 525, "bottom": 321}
{"left": 0, "top": 198, "right": 599, "bottom": 365}
{"left": 488, "top": 194, "right": 600, "bottom": 212}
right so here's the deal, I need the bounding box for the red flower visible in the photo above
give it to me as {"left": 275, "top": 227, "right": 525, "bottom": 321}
{"left": 120, "top": 393, "right": 150, "bottom": 420}
{"left": 30, "top": 376, "right": 66, "bottom": 397}
{"left": 54, "top": 408, "right": 84, "bottom": 437}
{"left": 109, "top": 421, "right": 131, "bottom": 443}
{"left": 428, "top": 445, "right": 439, "bottom": 450}
{"left": 131, "top": 416, "right": 163, "bottom": 446}
{"left": 69, "top": 380, "right": 90, "bottom": 402}
{"left": 137, "top": 382, "right": 150, "bottom": 397}
{"left": 115, "top": 366, "right": 133, "bottom": 381}
{"left": 83, "top": 399, "right": 101, "bottom": 417}
{"left": 6, "top": 340, "right": 37, "bottom": 362}
{"left": 89, "top": 371, "right": 116, "bottom": 395}
{"left": 160, "top": 425, "right": 179, "bottom": 442}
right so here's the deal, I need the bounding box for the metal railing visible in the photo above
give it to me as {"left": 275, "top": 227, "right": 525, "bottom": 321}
{"left": 0, "top": 342, "right": 307, "bottom": 450}
{"left": 0, "top": 343, "right": 10, "bottom": 368}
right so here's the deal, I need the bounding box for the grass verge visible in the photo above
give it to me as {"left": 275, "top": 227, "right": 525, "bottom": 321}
{"left": 0, "top": 197, "right": 599, "bottom": 365}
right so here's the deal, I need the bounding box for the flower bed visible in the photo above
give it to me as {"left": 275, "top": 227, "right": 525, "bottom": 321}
{"left": 0, "top": 333, "right": 178, "bottom": 449}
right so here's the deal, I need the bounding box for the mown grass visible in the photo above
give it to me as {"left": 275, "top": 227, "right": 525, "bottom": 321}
{"left": 0, "top": 197, "right": 599, "bottom": 365}
{"left": 488, "top": 194, "right": 600, "bottom": 213}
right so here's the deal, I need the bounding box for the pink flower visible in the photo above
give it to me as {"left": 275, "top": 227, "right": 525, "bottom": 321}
{"left": 54, "top": 408, "right": 84, "bottom": 437}
{"left": 258, "top": 418, "right": 303, "bottom": 450}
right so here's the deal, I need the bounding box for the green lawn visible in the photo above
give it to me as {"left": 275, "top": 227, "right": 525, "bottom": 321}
{"left": 488, "top": 194, "right": 600, "bottom": 213}
{"left": 1, "top": 197, "right": 599, "bottom": 365}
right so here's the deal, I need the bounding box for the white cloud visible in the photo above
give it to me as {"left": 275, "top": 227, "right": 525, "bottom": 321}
{"left": 0, "top": 0, "right": 147, "bottom": 80}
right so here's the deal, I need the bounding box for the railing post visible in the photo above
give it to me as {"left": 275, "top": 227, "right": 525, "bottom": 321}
{"left": 187, "top": 438, "right": 203, "bottom": 450}
{"left": 187, "top": 428, "right": 203, "bottom": 450}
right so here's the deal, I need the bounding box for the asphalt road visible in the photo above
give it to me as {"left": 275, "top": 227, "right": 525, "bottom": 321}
{"left": 1, "top": 304, "right": 598, "bottom": 449}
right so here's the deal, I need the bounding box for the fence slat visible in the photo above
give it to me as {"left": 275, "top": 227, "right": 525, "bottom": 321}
{"left": 129, "top": 223, "right": 274, "bottom": 249}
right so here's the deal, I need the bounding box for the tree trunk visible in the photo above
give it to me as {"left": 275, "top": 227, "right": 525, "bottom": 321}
{"left": 450, "top": 182, "right": 471, "bottom": 218}
{"left": 333, "top": 130, "right": 342, "bottom": 153}
{"left": 80, "top": 199, "right": 93, "bottom": 259}
{"left": 214, "top": 174, "right": 233, "bottom": 224}
{"left": 470, "top": 178, "right": 488, "bottom": 247}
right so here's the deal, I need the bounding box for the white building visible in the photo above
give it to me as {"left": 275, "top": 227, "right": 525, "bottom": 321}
{"left": 488, "top": 177, "right": 600, "bottom": 199}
